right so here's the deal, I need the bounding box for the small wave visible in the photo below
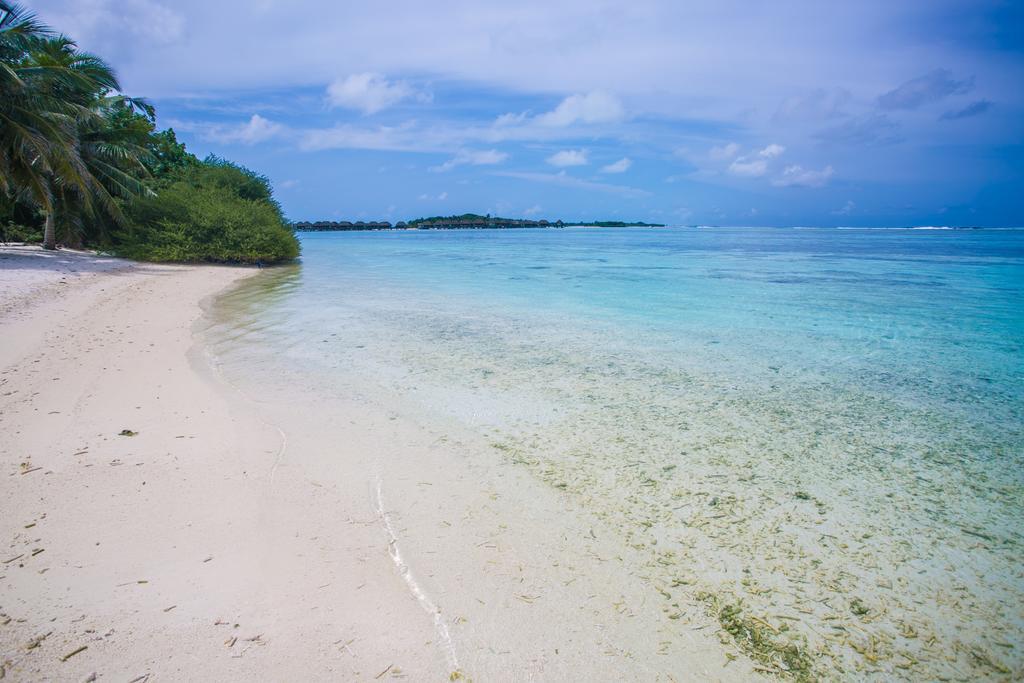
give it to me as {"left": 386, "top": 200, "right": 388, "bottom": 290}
{"left": 375, "top": 475, "right": 460, "bottom": 672}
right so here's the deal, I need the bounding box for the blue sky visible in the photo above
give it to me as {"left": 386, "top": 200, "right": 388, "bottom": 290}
{"left": 35, "top": 0, "right": 1024, "bottom": 226}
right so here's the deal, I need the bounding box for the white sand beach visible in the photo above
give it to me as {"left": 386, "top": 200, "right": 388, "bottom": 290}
{"left": 0, "top": 247, "right": 761, "bottom": 681}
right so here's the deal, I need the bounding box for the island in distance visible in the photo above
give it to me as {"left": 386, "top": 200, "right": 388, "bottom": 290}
{"left": 293, "top": 213, "right": 665, "bottom": 231}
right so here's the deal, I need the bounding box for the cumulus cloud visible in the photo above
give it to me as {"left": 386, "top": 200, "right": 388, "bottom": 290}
{"left": 326, "top": 73, "right": 427, "bottom": 114}
{"left": 430, "top": 149, "right": 509, "bottom": 172}
{"left": 601, "top": 157, "right": 632, "bottom": 173}
{"left": 877, "top": 69, "right": 973, "bottom": 111}
{"left": 546, "top": 149, "right": 589, "bottom": 167}
{"left": 940, "top": 100, "right": 992, "bottom": 121}
{"left": 720, "top": 144, "right": 782, "bottom": 177}
{"left": 728, "top": 158, "right": 767, "bottom": 177}
{"left": 709, "top": 142, "right": 740, "bottom": 160}
{"left": 523, "top": 204, "right": 543, "bottom": 216}
{"left": 535, "top": 91, "right": 625, "bottom": 127}
{"left": 488, "top": 91, "right": 624, "bottom": 142}
{"left": 773, "top": 164, "right": 834, "bottom": 188}
{"left": 203, "top": 114, "right": 284, "bottom": 145}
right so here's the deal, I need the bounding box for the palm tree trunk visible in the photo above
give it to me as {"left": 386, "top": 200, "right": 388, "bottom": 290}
{"left": 43, "top": 211, "right": 56, "bottom": 250}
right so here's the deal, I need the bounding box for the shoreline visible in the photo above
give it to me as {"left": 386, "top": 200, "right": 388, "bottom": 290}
{"left": 0, "top": 249, "right": 448, "bottom": 680}
{"left": 0, "top": 247, "right": 761, "bottom": 680}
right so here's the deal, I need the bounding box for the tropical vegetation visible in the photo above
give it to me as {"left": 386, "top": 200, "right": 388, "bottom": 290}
{"left": 0, "top": 1, "right": 298, "bottom": 263}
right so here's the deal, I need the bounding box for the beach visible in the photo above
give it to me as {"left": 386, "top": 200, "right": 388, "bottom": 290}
{"left": 3, "top": 0, "right": 1021, "bottom": 679}
{"left": 0, "top": 246, "right": 762, "bottom": 681}
{"left": 3, "top": 226, "right": 1021, "bottom": 681}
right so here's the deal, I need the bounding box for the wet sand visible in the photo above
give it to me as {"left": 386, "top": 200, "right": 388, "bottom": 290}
{"left": 0, "top": 247, "right": 760, "bottom": 681}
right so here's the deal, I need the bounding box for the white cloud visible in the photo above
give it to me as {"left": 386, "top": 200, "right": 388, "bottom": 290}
{"left": 773, "top": 164, "right": 835, "bottom": 187}
{"left": 496, "top": 170, "right": 650, "bottom": 198}
{"left": 709, "top": 142, "right": 740, "bottom": 161}
{"left": 601, "top": 157, "right": 632, "bottom": 173}
{"left": 723, "top": 144, "right": 783, "bottom": 177}
{"left": 523, "top": 204, "right": 543, "bottom": 216}
{"left": 487, "top": 91, "right": 625, "bottom": 144}
{"left": 298, "top": 115, "right": 608, "bottom": 154}
{"left": 36, "top": 0, "right": 1011, "bottom": 179}
{"left": 300, "top": 121, "right": 427, "bottom": 152}
{"left": 39, "top": 0, "right": 185, "bottom": 48}
{"left": 534, "top": 91, "right": 625, "bottom": 127}
{"left": 326, "top": 73, "right": 426, "bottom": 114}
{"left": 494, "top": 111, "right": 528, "bottom": 127}
{"left": 124, "top": 0, "right": 185, "bottom": 43}
{"left": 438, "top": 191, "right": 448, "bottom": 200}
{"left": 279, "top": 179, "right": 300, "bottom": 189}
{"left": 546, "top": 149, "right": 589, "bottom": 167}
{"left": 832, "top": 200, "right": 855, "bottom": 215}
{"left": 430, "top": 149, "right": 509, "bottom": 172}
{"left": 728, "top": 158, "right": 767, "bottom": 177}
{"left": 203, "top": 114, "right": 284, "bottom": 145}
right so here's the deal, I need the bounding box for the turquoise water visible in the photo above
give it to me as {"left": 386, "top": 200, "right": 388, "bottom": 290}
{"left": 212, "top": 227, "right": 1023, "bottom": 679}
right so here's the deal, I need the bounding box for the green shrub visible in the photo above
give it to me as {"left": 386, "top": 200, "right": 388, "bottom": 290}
{"left": 114, "top": 160, "right": 299, "bottom": 264}
{"left": 1, "top": 222, "right": 43, "bottom": 243}
{"left": 194, "top": 155, "right": 277, "bottom": 204}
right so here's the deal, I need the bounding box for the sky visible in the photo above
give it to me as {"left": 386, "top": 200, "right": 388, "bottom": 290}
{"left": 33, "top": 0, "right": 1024, "bottom": 226}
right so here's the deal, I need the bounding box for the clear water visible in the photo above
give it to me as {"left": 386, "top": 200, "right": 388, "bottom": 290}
{"left": 210, "top": 227, "right": 1024, "bottom": 679}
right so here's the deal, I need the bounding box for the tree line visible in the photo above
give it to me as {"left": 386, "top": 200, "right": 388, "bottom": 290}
{"left": 0, "top": 2, "right": 298, "bottom": 263}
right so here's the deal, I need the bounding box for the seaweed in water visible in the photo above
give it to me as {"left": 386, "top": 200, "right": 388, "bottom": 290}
{"left": 699, "top": 592, "right": 816, "bottom": 681}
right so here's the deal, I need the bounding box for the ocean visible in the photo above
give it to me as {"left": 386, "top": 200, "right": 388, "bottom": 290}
{"left": 207, "top": 226, "right": 1023, "bottom": 679}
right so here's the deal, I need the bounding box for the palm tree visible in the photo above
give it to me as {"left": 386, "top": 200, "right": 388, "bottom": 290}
{"left": 30, "top": 36, "right": 155, "bottom": 245}
{"left": 23, "top": 35, "right": 145, "bottom": 249}
{"left": 0, "top": 2, "right": 84, "bottom": 249}
{"left": 56, "top": 94, "right": 155, "bottom": 247}
{"left": 1, "top": 4, "right": 152, "bottom": 249}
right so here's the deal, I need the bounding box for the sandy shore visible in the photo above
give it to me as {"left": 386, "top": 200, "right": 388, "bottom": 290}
{"left": 0, "top": 246, "right": 759, "bottom": 681}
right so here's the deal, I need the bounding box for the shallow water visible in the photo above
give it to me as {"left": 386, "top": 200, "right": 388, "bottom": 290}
{"left": 209, "top": 227, "right": 1023, "bottom": 679}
